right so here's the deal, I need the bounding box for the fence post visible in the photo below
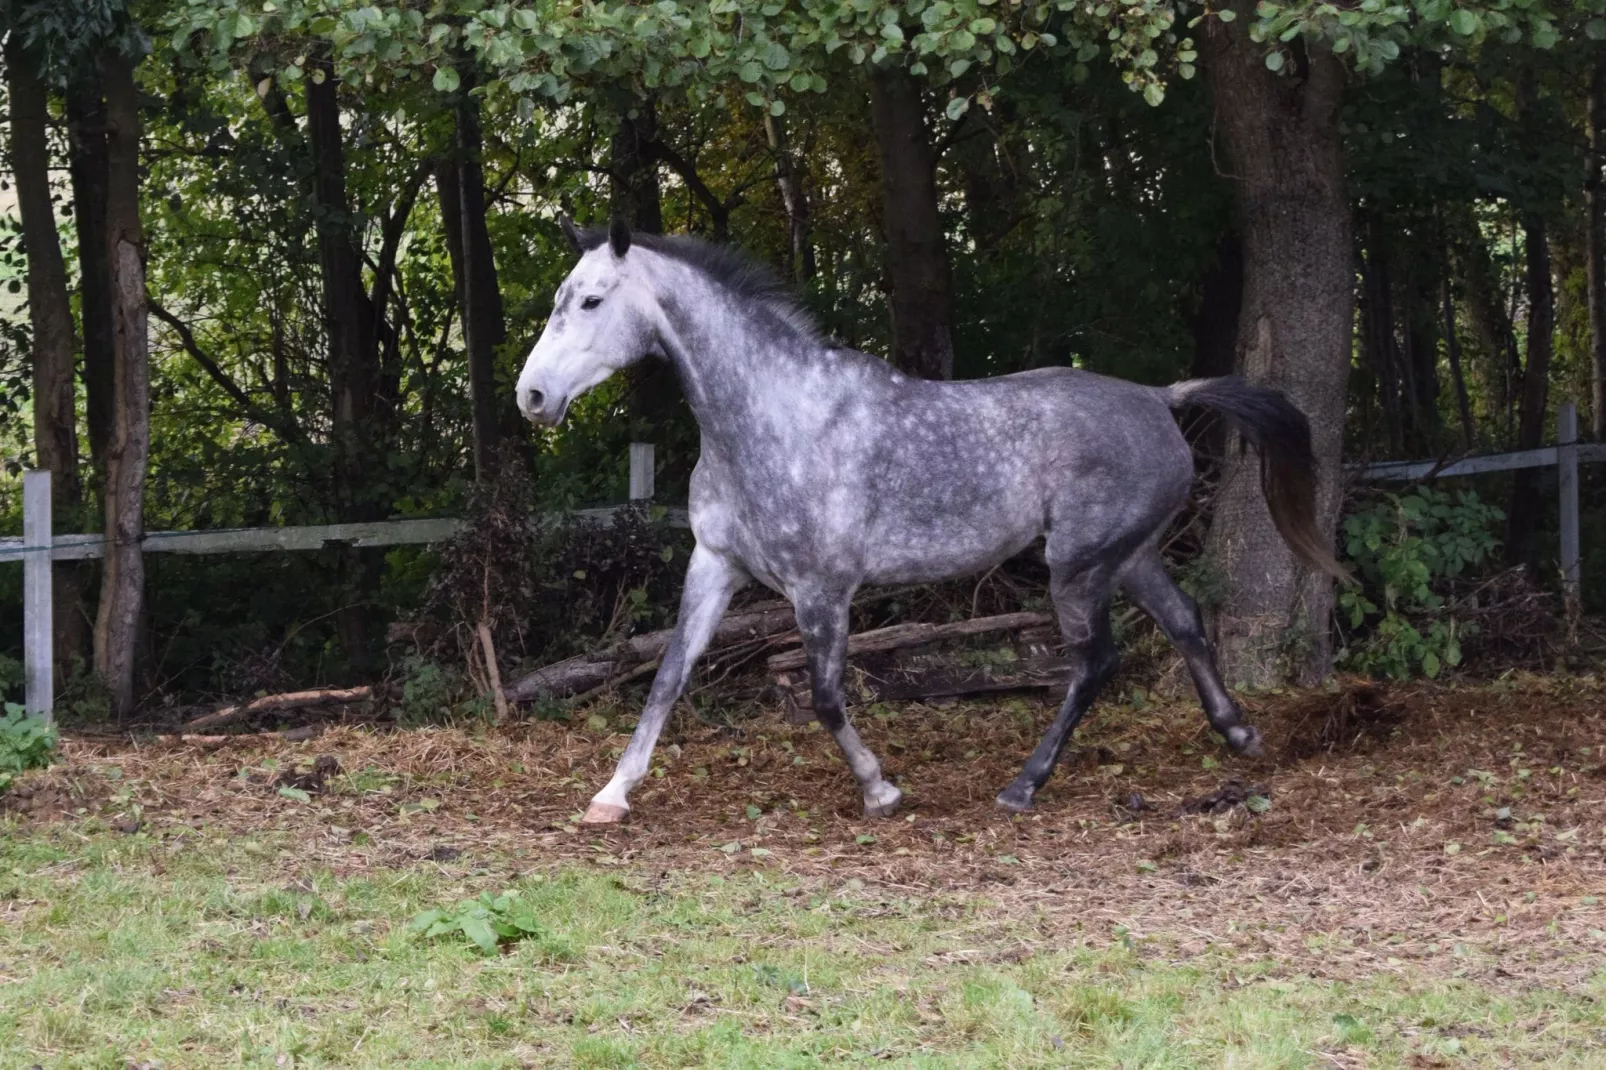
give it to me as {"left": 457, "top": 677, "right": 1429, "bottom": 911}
{"left": 629, "top": 442, "right": 655, "bottom": 501}
{"left": 22, "top": 470, "right": 53, "bottom": 723}
{"left": 1558, "top": 401, "right": 1580, "bottom": 608}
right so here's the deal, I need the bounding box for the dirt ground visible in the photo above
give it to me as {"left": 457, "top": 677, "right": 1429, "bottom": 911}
{"left": 8, "top": 674, "right": 1605, "bottom": 994}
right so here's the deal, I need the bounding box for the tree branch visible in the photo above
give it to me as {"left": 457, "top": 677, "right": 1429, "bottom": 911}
{"left": 149, "top": 300, "right": 304, "bottom": 444}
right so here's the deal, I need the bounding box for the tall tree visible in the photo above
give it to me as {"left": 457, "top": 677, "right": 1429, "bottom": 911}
{"left": 1198, "top": 8, "right": 1352, "bottom": 686}
{"left": 94, "top": 47, "right": 151, "bottom": 718}
{"left": 1506, "top": 212, "right": 1555, "bottom": 567}
{"left": 868, "top": 67, "right": 954, "bottom": 381}
{"left": 1588, "top": 55, "right": 1606, "bottom": 442}
{"left": 438, "top": 63, "right": 509, "bottom": 481}
{"left": 66, "top": 73, "right": 116, "bottom": 472}
{"left": 6, "top": 35, "right": 89, "bottom": 674}
{"left": 764, "top": 111, "right": 815, "bottom": 283}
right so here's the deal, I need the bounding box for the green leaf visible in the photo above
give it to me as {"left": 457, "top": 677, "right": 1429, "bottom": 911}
{"left": 1264, "top": 49, "right": 1284, "bottom": 72}
{"left": 1449, "top": 9, "right": 1479, "bottom": 35}
{"left": 1143, "top": 83, "right": 1165, "bottom": 107}
{"left": 762, "top": 42, "right": 790, "bottom": 70}
{"left": 770, "top": 99, "right": 786, "bottom": 116}
{"left": 460, "top": 916, "right": 500, "bottom": 955}
{"left": 278, "top": 786, "right": 312, "bottom": 803}
{"left": 1217, "top": 8, "right": 1237, "bottom": 21}
{"left": 1245, "top": 793, "right": 1271, "bottom": 814}
{"left": 945, "top": 96, "right": 970, "bottom": 120}
{"left": 1589, "top": 18, "right": 1606, "bottom": 40}
{"left": 745, "top": 804, "right": 762, "bottom": 820}
{"left": 719, "top": 840, "right": 743, "bottom": 854}
{"left": 433, "top": 66, "right": 460, "bottom": 93}
{"left": 1422, "top": 650, "right": 1440, "bottom": 678}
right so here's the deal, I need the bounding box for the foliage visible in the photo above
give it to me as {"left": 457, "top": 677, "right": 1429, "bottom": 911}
{"left": 0, "top": 702, "right": 57, "bottom": 793}
{"left": 410, "top": 889, "right": 568, "bottom": 958}
{"left": 388, "top": 653, "right": 468, "bottom": 728}
{"left": 1337, "top": 487, "right": 1504, "bottom": 679}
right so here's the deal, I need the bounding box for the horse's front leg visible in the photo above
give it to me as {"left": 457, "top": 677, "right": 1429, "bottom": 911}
{"left": 582, "top": 545, "right": 748, "bottom": 824}
{"left": 794, "top": 588, "right": 902, "bottom": 818}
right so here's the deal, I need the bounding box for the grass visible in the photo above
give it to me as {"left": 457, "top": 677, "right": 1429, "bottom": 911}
{"left": 2, "top": 824, "right": 1602, "bottom": 1068}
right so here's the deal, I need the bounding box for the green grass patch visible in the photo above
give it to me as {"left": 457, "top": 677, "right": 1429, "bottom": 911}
{"left": 0, "top": 824, "right": 1600, "bottom": 1067}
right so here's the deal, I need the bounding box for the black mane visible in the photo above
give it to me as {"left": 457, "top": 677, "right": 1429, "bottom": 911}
{"left": 574, "top": 226, "right": 819, "bottom": 342}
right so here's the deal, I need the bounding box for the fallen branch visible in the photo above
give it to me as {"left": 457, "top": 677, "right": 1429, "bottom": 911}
{"left": 766, "top": 611, "right": 1054, "bottom": 673}
{"left": 476, "top": 620, "right": 510, "bottom": 724}
{"left": 505, "top": 602, "right": 798, "bottom": 703}
{"left": 182, "top": 686, "right": 373, "bottom": 731}
{"left": 775, "top": 652, "right": 1070, "bottom": 723}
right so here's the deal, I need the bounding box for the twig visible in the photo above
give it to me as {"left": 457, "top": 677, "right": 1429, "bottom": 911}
{"left": 477, "top": 620, "right": 510, "bottom": 724}
{"left": 182, "top": 686, "right": 373, "bottom": 730}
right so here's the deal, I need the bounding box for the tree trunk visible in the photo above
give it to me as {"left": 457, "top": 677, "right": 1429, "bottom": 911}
{"left": 1199, "top": 19, "right": 1352, "bottom": 687}
{"left": 610, "top": 98, "right": 663, "bottom": 233}
{"left": 307, "top": 52, "right": 385, "bottom": 662}
{"left": 1360, "top": 222, "right": 1404, "bottom": 455}
{"left": 7, "top": 42, "right": 91, "bottom": 679}
{"left": 94, "top": 51, "right": 150, "bottom": 719}
{"left": 1187, "top": 231, "right": 1243, "bottom": 458}
{"left": 868, "top": 68, "right": 954, "bottom": 380}
{"left": 306, "top": 53, "right": 379, "bottom": 522}
{"left": 1450, "top": 206, "right": 1517, "bottom": 431}
{"left": 65, "top": 76, "right": 116, "bottom": 473}
{"left": 1588, "top": 55, "right": 1606, "bottom": 442}
{"left": 441, "top": 67, "right": 508, "bottom": 481}
{"left": 1506, "top": 213, "right": 1554, "bottom": 568}
{"left": 1442, "top": 272, "right": 1476, "bottom": 449}
{"left": 763, "top": 111, "right": 815, "bottom": 283}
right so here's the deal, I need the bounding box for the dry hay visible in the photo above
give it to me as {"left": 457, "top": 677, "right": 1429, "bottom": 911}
{"left": 7, "top": 674, "right": 1605, "bottom": 989}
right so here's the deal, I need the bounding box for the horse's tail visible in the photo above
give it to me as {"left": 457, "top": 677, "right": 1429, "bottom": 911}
{"left": 1164, "top": 376, "right": 1351, "bottom": 584}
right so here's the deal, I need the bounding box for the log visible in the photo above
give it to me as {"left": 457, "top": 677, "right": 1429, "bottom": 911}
{"left": 765, "top": 611, "right": 1054, "bottom": 673}
{"left": 776, "top": 651, "right": 1071, "bottom": 723}
{"left": 504, "top": 601, "right": 798, "bottom": 703}
{"left": 182, "top": 686, "right": 373, "bottom": 730}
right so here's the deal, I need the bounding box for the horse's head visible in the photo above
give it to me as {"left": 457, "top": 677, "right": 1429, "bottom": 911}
{"left": 517, "top": 216, "right": 657, "bottom": 426}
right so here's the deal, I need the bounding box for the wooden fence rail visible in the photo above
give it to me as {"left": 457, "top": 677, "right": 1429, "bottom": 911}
{"left": 5, "top": 444, "right": 672, "bottom": 723}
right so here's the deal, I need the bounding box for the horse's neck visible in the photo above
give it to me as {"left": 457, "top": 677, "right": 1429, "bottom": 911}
{"left": 652, "top": 270, "right": 830, "bottom": 454}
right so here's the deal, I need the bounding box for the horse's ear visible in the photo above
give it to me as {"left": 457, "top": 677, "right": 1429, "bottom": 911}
{"left": 559, "top": 213, "right": 582, "bottom": 255}
{"left": 608, "top": 216, "right": 632, "bottom": 258}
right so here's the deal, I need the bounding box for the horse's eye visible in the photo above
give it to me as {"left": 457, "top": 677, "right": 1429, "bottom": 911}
{"left": 581, "top": 296, "right": 602, "bottom": 310}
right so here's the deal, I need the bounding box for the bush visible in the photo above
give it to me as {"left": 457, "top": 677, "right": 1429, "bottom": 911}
{"left": 1336, "top": 487, "right": 1503, "bottom": 679}
{"left": 0, "top": 702, "right": 58, "bottom": 794}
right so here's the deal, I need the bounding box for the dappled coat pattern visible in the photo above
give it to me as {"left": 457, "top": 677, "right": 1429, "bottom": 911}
{"left": 516, "top": 219, "right": 1345, "bottom": 824}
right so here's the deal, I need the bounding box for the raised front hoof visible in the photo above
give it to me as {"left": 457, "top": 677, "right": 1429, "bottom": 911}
{"left": 994, "top": 785, "right": 1035, "bottom": 814}
{"left": 862, "top": 782, "right": 903, "bottom": 819}
{"left": 580, "top": 801, "right": 630, "bottom": 825}
{"left": 1224, "top": 725, "right": 1265, "bottom": 758}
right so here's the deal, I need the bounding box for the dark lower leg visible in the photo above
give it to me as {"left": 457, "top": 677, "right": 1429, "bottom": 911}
{"left": 796, "top": 592, "right": 902, "bottom": 817}
{"left": 1121, "top": 551, "right": 1262, "bottom": 756}
{"left": 997, "top": 566, "right": 1119, "bottom": 811}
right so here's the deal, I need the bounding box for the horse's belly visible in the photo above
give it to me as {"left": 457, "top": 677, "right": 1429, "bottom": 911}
{"left": 861, "top": 509, "right": 1042, "bottom": 586}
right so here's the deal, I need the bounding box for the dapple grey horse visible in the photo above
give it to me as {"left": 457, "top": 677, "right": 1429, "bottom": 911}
{"left": 517, "top": 218, "right": 1346, "bottom": 825}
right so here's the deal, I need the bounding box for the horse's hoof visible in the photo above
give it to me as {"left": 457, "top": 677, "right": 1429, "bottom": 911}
{"left": 862, "top": 781, "right": 903, "bottom": 819}
{"left": 580, "top": 801, "right": 629, "bottom": 825}
{"left": 995, "top": 786, "right": 1034, "bottom": 813}
{"left": 1226, "top": 725, "right": 1264, "bottom": 758}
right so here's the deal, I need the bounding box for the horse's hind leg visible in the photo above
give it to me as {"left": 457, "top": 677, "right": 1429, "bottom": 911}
{"left": 794, "top": 588, "right": 902, "bottom": 818}
{"left": 996, "top": 562, "right": 1121, "bottom": 813}
{"left": 1120, "top": 548, "right": 1263, "bottom": 757}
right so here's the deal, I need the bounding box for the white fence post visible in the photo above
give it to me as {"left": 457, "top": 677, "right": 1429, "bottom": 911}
{"left": 629, "top": 442, "right": 655, "bottom": 501}
{"left": 22, "top": 470, "right": 53, "bottom": 723}
{"left": 1558, "top": 401, "right": 1580, "bottom": 607}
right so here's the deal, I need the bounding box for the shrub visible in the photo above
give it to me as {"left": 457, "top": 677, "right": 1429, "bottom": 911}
{"left": 1336, "top": 486, "right": 1503, "bottom": 679}
{"left": 0, "top": 702, "right": 58, "bottom": 794}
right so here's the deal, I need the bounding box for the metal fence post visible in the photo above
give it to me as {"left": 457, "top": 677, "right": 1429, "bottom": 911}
{"left": 629, "top": 442, "right": 655, "bottom": 501}
{"left": 22, "top": 470, "right": 53, "bottom": 723}
{"left": 1558, "top": 401, "right": 1580, "bottom": 608}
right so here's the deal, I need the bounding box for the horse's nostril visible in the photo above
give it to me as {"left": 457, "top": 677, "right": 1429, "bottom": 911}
{"left": 526, "top": 389, "right": 545, "bottom": 412}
